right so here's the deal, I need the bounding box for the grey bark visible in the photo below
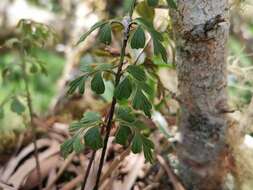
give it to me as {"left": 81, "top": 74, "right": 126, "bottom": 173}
{"left": 171, "top": 1, "right": 230, "bottom": 189}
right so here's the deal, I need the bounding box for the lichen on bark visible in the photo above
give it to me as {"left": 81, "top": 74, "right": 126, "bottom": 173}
{"left": 171, "top": 0, "right": 231, "bottom": 189}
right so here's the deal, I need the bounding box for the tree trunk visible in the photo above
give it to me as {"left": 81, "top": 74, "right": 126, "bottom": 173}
{"left": 171, "top": 1, "right": 230, "bottom": 189}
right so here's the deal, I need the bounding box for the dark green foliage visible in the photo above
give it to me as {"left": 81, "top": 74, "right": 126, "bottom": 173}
{"left": 77, "top": 21, "right": 107, "bottom": 45}
{"left": 131, "top": 133, "right": 143, "bottom": 153}
{"left": 91, "top": 72, "right": 105, "bottom": 94}
{"left": 84, "top": 127, "right": 103, "bottom": 150}
{"left": 127, "top": 65, "right": 146, "bottom": 81}
{"left": 135, "top": 17, "right": 167, "bottom": 63}
{"left": 153, "top": 39, "right": 167, "bottom": 63}
{"left": 73, "top": 136, "right": 85, "bottom": 153}
{"left": 67, "top": 75, "right": 87, "bottom": 95}
{"left": 99, "top": 23, "right": 112, "bottom": 45}
{"left": 80, "top": 111, "right": 102, "bottom": 125}
{"left": 114, "top": 77, "right": 132, "bottom": 100}
{"left": 62, "top": 111, "right": 103, "bottom": 158}
{"left": 61, "top": 138, "right": 74, "bottom": 158}
{"left": 142, "top": 136, "right": 155, "bottom": 163}
{"left": 61, "top": 1, "right": 171, "bottom": 165}
{"left": 115, "top": 125, "right": 132, "bottom": 146}
{"left": 132, "top": 89, "right": 152, "bottom": 117}
{"left": 116, "top": 106, "right": 135, "bottom": 123}
{"left": 131, "top": 133, "right": 154, "bottom": 162}
{"left": 166, "top": 0, "right": 177, "bottom": 9}
{"left": 131, "top": 26, "right": 146, "bottom": 49}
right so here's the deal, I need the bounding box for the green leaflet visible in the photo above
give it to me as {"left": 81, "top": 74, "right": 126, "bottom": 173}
{"left": 134, "top": 17, "right": 167, "bottom": 63}
{"left": 142, "top": 136, "right": 155, "bottom": 163}
{"left": 84, "top": 127, "right": 103, "bottom": 150}
{"left": 80, "top": 111, "right": 102, "bottom": 126}
{"left": 131, "top": 26, "right": 146, "bottom": 49}
{"left": 131, "top": 133, "right": 155, "bottom": 163}
{"left": 67, "top": 75, "right": 87, "bottom": 95}
{"left": 99, "top": 23, "right": 112, "bottom": 45}
{"left": 114, "top": 77, "right": 132, "bottom": 100}
{"left": 73, "top": 136, "right": 85, "bottom": 154}
{"left": 60, "top": 138, "right": 74, "bottom": 159}
{"left": 95, "top": 63, "right": 114, "bottom": 71}
{"left": 153, "top": 39, "right": 167, "bottom": 63}
{"left": 91, "top": 72, "right": 105, "bottom": 94}
{"left": 76, "top": 21, "right": 107, "bottom": 45}
{"left": 132, "top": 89, "right": 152, "bottom": 117}
{"left": 137, "top": 81, "right": 154, "bottom": 97}
{"left": 69, "top": 121, "right": 82, "bottom": 135}
{"left": 123, "top": 0, "right": 136, "bottom": 13}
{"left": 131, "top": 133, "right": 143, "bottom": 153}
{"left": 166, "top": 0, "right": 177, "bottom": 9}
{"left": 135, "top": 17, "right": 163, "bottom": 41}
{"left": 115, "top": 125, "right": 132, "bottom": 146}
{"left": 116, "top": 106, "right": 135, "bottom": 123}
{"left": 127, "top": 65, "right": 146, "bottom": 81}
{"left": 10, "top": 98, "right": 25, "bottom": 115}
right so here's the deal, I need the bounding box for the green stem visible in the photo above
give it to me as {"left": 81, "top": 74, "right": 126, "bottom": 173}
{"left": 20, "top": 48, "right": 42, "bottom": 190}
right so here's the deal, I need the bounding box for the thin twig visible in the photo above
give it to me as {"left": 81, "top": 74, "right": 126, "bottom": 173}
{"left": 99, "top": 148, "right": 131, "bottom": 186}
{"left": 0, "top": 181, "right": 17, "bottom": 190}
{"left": 45, "top": 152, "right": 75, "bottom": 190}
{"left": 21, "top": 48, "right": 42, "bottom": 190}
{"left": 156, "top": 155, "right": 185, "bottom": 190}
{"left": 81, "top": 151, "right": 97, "bottom": 190}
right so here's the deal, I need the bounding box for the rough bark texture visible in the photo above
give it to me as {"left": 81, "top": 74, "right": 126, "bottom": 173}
{"left": 171, "top": 1, "right": 230, "bottom": 189}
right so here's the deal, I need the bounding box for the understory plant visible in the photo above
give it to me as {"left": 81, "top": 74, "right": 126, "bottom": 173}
{"left": 60, "top": 0, "right": 177, "bottom": 189}
{"left": 1, "top": 19, "right": 56, "bottom": 190}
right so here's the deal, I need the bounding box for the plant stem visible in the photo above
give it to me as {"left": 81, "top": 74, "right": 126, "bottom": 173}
{"left": 21, "top": 49, "right": 42, "bottom": 190}
{"left": 93, "top": 3, "right": 136, "bottom": 188}
{"left": 80, "top": 150, "right": 96, "bottom": 190}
